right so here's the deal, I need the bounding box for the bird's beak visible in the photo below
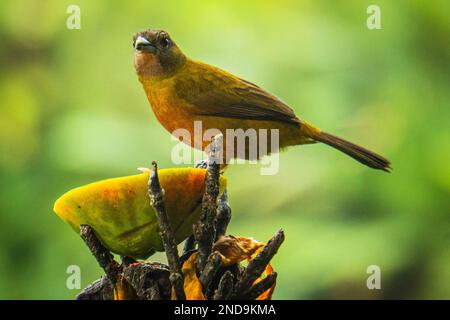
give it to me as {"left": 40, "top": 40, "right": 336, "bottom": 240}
{"left": 134, "top": 36, "right": 157, "bottom": 53}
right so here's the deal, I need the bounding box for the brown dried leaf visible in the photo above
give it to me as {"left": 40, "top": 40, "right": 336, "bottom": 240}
{"left": 213, "top": 235, "right": 264, "bottom": 266}
{"left": 179, "top": 235, "right": 276, "bottom": 300}
{"left": 178, "top": 253, "right": 206, "bottom": 300}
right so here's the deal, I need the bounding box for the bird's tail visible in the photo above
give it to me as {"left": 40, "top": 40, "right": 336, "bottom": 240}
{"left": 302, "top": 123, "right": 391, "bottom": 172}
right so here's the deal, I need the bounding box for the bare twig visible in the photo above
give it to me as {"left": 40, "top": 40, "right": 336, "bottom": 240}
{"left": 145, "top": 281, "right": 162, "bottom": 300}
{"left": 148, "top": 161, "right": 186, "bottom": 300}
{"left": 213, "top": 271, "right": 234, "bottom": 300}
{"left": 246, "top": 272, "right": 277, "bottom": 300}
{"left": 194, "top": 134, "right": 223, "bottom": 273}
{"left": 79, "top": 225, "right": 121, "bottom": 286}
{"left": 122, "top": 262, "right": 171, "bottom": 300}
{"left": 199, "top": 251, "right": 222, "bottom": 297}
{"left": 230, "top": 229, "right": 285, "bottom": 299}
{"left": 77, "top": 151, "right": 285, "bottom": 300}
{"left": 76, "top": 276, "right": 114, "bottom": 300}
{"left": 215, "top": 189, "right": 232, "bottom": 240}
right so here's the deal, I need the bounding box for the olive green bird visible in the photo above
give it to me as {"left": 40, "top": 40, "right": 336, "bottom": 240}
{"left": 133, "top": 29, "right": 391, "bottom": 171}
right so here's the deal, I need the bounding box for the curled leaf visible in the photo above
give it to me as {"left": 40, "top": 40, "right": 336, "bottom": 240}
{"left": 180, "top": 235, "right": 276, "bottom": 300}
{"left": 213, "top": 235, "right": 264, "bottom": 266}
{"left": 53, "top": 168, "right": 227, "bottom": 259}
{"left": 179, "top": 253, "right": 206, "bottom": 300}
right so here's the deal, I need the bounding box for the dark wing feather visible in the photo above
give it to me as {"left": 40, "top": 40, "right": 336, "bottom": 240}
{"left": 175, "top": 63, "right": 300, "bottom": 126}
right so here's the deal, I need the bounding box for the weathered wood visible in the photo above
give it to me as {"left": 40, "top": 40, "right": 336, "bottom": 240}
{"left": 148, "top": 161, "right": 186, "bottom": 300}
{"left": 215, "top": 189, "right": 232, "bottom": 239}
{"left": 246, "top": 272, "right": 277, "bottom": 300}
{"left": 193, "top": 134, "right": 223, "bottom": 273}
{"left": 79, "top": 224, "right": 121, "bottom": 286}
{"left": 213, "top": 271, "right": 234, "bottom": 300}
{"left": 230, "top": 229, "right": 285, "bottom": 299}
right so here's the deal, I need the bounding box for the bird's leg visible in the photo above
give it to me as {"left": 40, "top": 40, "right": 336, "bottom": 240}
{"left": 196, "top": 159, "right": 228, "bottom": 173}
{"left": 215, "top": 189, "right": 231, "bottom": 240}
{"left": 195, "top": 159, "right": 208, "bottom": 169}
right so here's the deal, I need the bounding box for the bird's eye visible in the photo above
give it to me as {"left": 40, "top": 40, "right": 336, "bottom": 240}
{"left": 160, "top": 37, "right": 171, "bottom": 48}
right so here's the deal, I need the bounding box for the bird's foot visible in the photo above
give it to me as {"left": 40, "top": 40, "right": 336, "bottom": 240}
{"left": 195, "top": 159, "right": 208, "bottom": 169}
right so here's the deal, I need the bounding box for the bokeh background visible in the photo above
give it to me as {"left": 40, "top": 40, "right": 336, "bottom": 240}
{"left": 0, "top": 0, "right": 449, "bottom": 299}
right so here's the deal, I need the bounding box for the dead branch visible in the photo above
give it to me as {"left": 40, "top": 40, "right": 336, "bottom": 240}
{"left": 76, "top": 276, "right": 114, "bottom": 300}
{"left": 148, "top": 161, "right": 186, "bottom": 300}
{"left": 77, "top": 138, "right": 285, "bottom": 300}
{"left": 246, "top": 272, "right": 278, "bottom": 300}
{"left": 193, "top": 134, "right": 223, "bottom": 273}
{"left": 212, "top": 270, "right": 234, "bottom": 300}
{"left": 215, "top": 189, "right": 232, "bottom": 240}
{"left": 199, "top": 251, "right": 223, "bottom": 298}
{"left": 230, "top": 229, "right": 285, "bottom": 299}
{"left": 79, "top": 224, "right": 121, "bottom": 286}
{"left": 122, "top": 262, "right": 171, "bottom": 300}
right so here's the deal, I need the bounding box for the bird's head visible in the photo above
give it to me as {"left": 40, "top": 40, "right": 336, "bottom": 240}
{"left": 133, "top": 29, "right": 186, "bottom": 78}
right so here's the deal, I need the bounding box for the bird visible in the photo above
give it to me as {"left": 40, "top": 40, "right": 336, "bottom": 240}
{"left": 133, "top": 29, "right": 391, "bottom": 172}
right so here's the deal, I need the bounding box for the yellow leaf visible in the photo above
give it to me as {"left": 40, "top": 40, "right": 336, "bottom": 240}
{"left": 113, "top": 276, "right": 136, "bottom": 300}
{"left": 180, "top": 253, "right": 206, "bottom": 300}
{"left": 53, "top": 168, "right": 227, "bottom": 259}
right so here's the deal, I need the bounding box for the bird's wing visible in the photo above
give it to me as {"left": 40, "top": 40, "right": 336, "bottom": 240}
{"left": 174, "top": 63, "right": 300, "bottom": 126}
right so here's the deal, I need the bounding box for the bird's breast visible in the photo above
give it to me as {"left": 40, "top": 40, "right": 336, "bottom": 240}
{"left": 145, "top": 81, "right": 196, "bottom": 138}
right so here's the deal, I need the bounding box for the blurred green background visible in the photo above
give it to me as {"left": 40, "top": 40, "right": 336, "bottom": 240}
{"left": 0, "top": 0, "right": 449, "bottom": 299}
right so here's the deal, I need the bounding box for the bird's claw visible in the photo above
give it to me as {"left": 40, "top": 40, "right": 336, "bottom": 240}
{"left": 195, "top": 159, "right": 208, "bottom": 169}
